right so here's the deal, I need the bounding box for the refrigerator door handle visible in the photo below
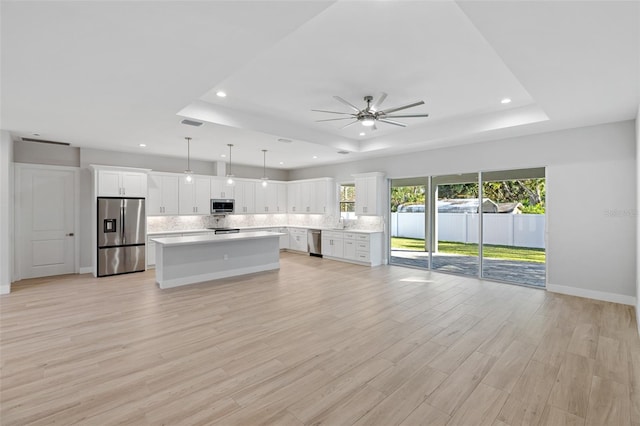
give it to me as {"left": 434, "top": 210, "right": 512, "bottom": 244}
{"left": 121, "top": 204, "right": 125, "bottom": 245}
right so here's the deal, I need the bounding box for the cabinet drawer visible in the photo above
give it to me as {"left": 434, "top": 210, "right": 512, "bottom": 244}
{"left": 355, "top": 234, "right": 370, "bottom": 242}
{"left": 323, "top": 231, "right": 343, "bottom": 240}
{"left": 356, "top": 241, "right": 370, "bottom": 251}
{"left": 343, "top": 232, "right": 357, "bottom": 240}
{"left": 356, "top": 251, "right": 370, "bottom": 262}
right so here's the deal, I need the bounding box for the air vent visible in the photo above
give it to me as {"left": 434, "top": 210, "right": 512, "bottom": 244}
{"left": 277, "top": 138, "right": 292, "bottom": 143}
{"left": 21, "top": 137, "right": 70, "bottom": 146}
{"left": 181, "top": 119, "right": 203, "bottom": 127}
{"left": 337, "top": 150, "right": 350, "bottom": 155}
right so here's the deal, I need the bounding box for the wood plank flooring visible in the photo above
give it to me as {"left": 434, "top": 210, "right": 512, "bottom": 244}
{"left": 1, "top": 252, "right": 638, "bottom": 425}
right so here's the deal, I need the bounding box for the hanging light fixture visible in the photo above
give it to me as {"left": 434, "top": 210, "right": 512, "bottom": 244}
{"left": 184, "top": 137, "right": 193, "bottom": 183}
{"left": 261, "top": 149, "right": 269, "bottom": 187}
{"left": 226, "top": 144, "right": 235, "bottom": 185}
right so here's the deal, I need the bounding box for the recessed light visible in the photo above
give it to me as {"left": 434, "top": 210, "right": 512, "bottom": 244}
{"left": 279, "top": 161, "right": 284, "bottom": 165}
{"left": 220, "top": 154, "right": 226, "bottom": 158}
{"left": 216, "top": 91, "right": 227, "bottom": 98}
{"left": 139, "top": 143, "right": 147, "bottom": 148}
{"left": 501, "top": 98, "right": 512, "bottom": 104}
{"left": 359, "top": 132, "right": 365, "bottom": 136}
{"left": 313, "top": 156, "right": 318, "bottom": 159}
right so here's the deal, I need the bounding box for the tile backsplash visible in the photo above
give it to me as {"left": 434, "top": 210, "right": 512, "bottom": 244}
{"left": 147, "top": 214, "right": 385, "bottom": 233}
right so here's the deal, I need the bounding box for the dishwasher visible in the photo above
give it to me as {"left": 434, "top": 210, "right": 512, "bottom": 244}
{"left": 307, "top": 229, "right": 322, "bottom": 257}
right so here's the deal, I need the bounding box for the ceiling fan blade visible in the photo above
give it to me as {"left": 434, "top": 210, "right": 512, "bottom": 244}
{"left": 333, "top": 96, "right": 361, "bottom": 113}
{"left": 316, "top": 117, "right": 358, "bottom": 122}
{"left": 340, "top": 120, "right": 359, "bottom": 129}
{"left": 378, "top": 118, "right": 407, "bottom": 127}
{"left": 311, "top": 109, "right": 353, "bottom": 115}
{"left": 379, "top": 100, "right": 425, "bottom": 115}
{"left": 370, "top": 92, "right": 387, "bottom": 111}
{"left": 383, "top": 114, "right": 430, "bottom": 118}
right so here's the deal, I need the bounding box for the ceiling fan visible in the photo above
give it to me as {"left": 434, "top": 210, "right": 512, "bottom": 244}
{"left": 313, "top": 93, "right": 429, "bottom": 130}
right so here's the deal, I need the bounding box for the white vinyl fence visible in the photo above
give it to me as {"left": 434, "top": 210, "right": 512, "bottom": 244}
{"left": 391, "top": 213, "right": 545, "bottom": 248}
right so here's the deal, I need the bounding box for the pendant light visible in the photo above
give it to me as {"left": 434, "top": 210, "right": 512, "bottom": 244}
{"left": 226, "top": 144, "right": 235, "bottom": 185}
{"left": 184, "top": 137, "right": 193, "bottom": 183}
{"left": 261, "top": 149, "right": 269, "bottom": 187}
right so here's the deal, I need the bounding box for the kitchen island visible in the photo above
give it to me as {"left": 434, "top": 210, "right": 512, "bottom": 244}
{"left": 152, "top": 231, "right": 285, "bottom": 289}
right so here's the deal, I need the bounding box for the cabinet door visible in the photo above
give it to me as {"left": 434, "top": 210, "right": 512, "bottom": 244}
{"left": 193, "top": 177, "right": 211, "bottom": 214}
{"left": 276, "top": 183, "right": 288, "bottom": 213}
{"left": 234, "top": 181, "right": 255, "bottom": 214}
{"left": 266, "top": 184, "right": 278, "bottom": 213}
{"left": 314, "top": 180, "right": 328, "bottom": 214}
{"left": 321, "top": 236, "right": 332, "bottom": 256}
{"left": 121, "top": 172, "right": 147, "bottom": 197}
{"left": 147, "top": 174, "right": 163, "bottom": 215}
{"left": 287, "top": 182, "right": 300, "bottom": 213}
{"left": 161, "top": 175, "right": 180, "bottom": 215}
{"left": 98, "top": 170, "right": 122, "bottom": 196}
{"left": 343, "top": 239, "right": 357, "bottom": 260}
{"left": 147, "top": 241, "right": 156, "bottom": 266}
{"left": 255, "top": 183, "right": 268, "bottom": 213}
{"left": 211, "top": 178, "right": 235, "bottom": 199}
{"left": 179, "top": 180, "right": 195, "bottom": 215}
{"left": 355, "top": 177, "right": 368, "bottom": 215}
{"left": 300, "top": 182, "right": 313, "bottom": 213}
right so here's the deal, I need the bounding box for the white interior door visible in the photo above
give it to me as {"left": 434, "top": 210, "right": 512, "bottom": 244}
{"left": 19, "top": 166, "right": 76, "bottom": 279}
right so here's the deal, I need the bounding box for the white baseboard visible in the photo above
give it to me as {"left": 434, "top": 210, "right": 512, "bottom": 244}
{"left": 79, "top": 267, "right": 93, "bottom": 274}
{"left": 547, "top": 283, "right": 636, "bottom": 306}
{"left": 0, "top": 284, "right": 10, "bottom": 295}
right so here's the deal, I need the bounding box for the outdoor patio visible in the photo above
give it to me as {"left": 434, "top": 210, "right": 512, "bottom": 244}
{"left": 390, "top": 250, "right": 546, "bottom": 287}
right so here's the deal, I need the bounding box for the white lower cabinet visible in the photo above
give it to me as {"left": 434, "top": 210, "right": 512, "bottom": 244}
{"left": 288, "top": 228, "right": 308, "bottom": 252}
{"left": 321, "top": 231, "right": 344, "bottom": 258}
{"left": 324, "top": 231, "right": 383, "bottom": 266}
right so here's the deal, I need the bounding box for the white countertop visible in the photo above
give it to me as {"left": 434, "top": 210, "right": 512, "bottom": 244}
{"left": 148, "top": 226, "right": 382, "bottom": 236}
{"left": 152, "top": 231, "right": 286, "bottom": 247}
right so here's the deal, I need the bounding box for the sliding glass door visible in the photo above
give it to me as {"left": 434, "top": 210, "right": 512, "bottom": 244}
{"left": 390, "top": 178, "right": 428, "bottom": 269}
{"left": 432, "top": 174, "right": 479, "bottom": 277}
{"left": 481, "top": 169, "right": 546, "bottom": 287}
{"left": 388, "top": 168, "right": 546, "bottom": 288}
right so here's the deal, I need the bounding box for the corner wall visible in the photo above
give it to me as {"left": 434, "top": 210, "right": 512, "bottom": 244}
{"left": 291, "top": 120, "right": 637, "bottom": 305}
{"left": 0, "top": 130, "right": 14, "bottom": 294}
{"left": 636, "top": 107, "right": 640, "bottom": 334}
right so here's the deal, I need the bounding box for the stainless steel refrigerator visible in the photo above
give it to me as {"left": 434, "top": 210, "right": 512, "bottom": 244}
{"left": 97, "top": 197, "right": 146, "bottom": 277}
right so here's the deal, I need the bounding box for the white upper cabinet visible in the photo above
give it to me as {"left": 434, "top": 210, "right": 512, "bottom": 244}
{"left": 179, "top": 176, "right": 211, "bottom": 215}
{"left": 148, "top": 173, "right": 179, "bottom": 215}
{"left": 255, "top": 182, "right": 284, "bottom": 214}
{"left": 354, "top": 173, "right": 385, "bottom": 216}
{"left": 92, "top": 165, "right": 149, "bottom": 197}
{"left": 211, "top": 177, "right": 235, "bottom": 200}
{"left": 234, "top": 180, "right": 255, "bottom": 214}
{"left": 287, "top": 178, "right": 335, "bottom": 214}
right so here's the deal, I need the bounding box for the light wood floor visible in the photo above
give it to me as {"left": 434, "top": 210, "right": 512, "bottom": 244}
{"left": 1, "top": 252, "right": 639, "bottom": 425}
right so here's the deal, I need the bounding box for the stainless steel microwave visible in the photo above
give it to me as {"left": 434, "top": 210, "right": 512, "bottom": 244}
{"left": 211, "top": 199, "right": 234, "bottom": 214}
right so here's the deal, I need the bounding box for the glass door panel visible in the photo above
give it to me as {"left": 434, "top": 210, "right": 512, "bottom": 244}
{"left": 432, "top": 173, "right": 479, "bottom": 276}
{"left": 390, "top": 178, "right": 428, "bottom": 269}
{"left": 481, "top": 168, "right": 546, "bottom": 287}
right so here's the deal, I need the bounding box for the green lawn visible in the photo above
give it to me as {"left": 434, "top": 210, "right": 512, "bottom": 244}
{"left": 391, "top": 237, "right": 546, "bottom": 263}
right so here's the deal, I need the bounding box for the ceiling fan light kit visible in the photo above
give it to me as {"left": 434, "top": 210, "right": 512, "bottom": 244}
{"left": 313, "top": 93, "right": 429, "bottom": 130}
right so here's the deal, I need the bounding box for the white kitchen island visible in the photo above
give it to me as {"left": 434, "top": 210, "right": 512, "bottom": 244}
{"left": 152, "top": 231, "right": 285, "bottom": 289}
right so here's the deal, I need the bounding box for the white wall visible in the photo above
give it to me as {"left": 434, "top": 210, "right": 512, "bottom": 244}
{"left": 636, "top": 107, "right": 639, "bottom": 334}
{"left": 0, "top": 131, "right": 14, "bottom": 294}
{"left": 291, "top": 120, "right": 637, "bottom": 305}
{"left": 14, "top": 140, "right": 80, "bottom": 167}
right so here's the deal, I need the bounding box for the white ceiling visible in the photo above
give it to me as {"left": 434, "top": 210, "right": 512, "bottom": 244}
{"left": 2, "top": 1, "right": 638, "bottom": 170}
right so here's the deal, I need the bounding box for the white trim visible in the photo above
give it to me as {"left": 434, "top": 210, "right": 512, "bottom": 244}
{"left": 547, "top": 283, "right": 636, "bottom": 306}
{"left": 0, "top": 284, "right": 9, "bottom": 295}
{"left": 157, "top": 262, "right": 280, "bottom": 289}
{"left": 14, "top": 163, "right": 81, "bottom": 280}
{"left": 79, "top": 267, "right": 93, "bottom": 274}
